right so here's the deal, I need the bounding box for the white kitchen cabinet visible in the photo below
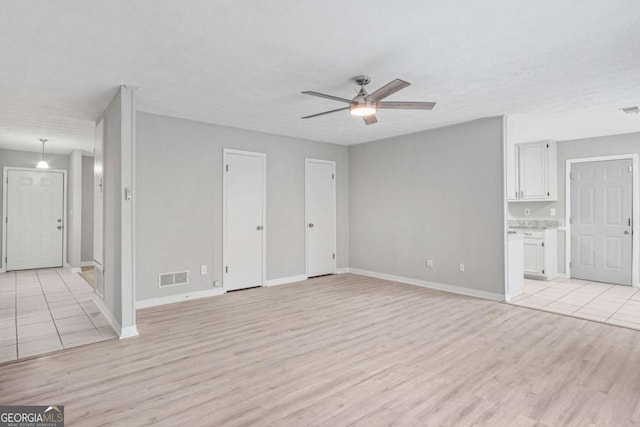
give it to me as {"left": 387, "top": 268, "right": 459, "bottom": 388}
{"left": 508, "top": 140, "right": 557, "bottom": 202}
{"left": 522, "top": 229, "right": 557, "bottom": 280}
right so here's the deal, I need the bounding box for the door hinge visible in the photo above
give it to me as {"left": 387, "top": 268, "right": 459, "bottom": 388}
{"left": 542, "top": 242, "right": 544, "bottom": 247}
{"left": 332, "top": 253, "right": 335, "bottom": 260}
{"left": 546, "top": 144, "right": 549, "bottom": 148}
{"left": 225, "top": 164, "right": 229, "bottom": 172}
{"left": 542, "top": 269, "right": 545, "bottom": 274}
{"left": 332, "top": 173, "right": 334, "bottom": 180}
{"left": 225, "top": 266, "right": 228, "bottom": 273}
{"left": 547, "top": 192, "right": 550, "bottom": 196}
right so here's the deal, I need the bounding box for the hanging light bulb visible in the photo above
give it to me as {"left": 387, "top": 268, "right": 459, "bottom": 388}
{"left": 36, "top": 138, "right": 49, "bottom": 169}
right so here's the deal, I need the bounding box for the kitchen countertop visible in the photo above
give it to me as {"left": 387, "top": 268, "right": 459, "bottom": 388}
{"left": 508, "top": 219, "right": 561, "bottom": 230}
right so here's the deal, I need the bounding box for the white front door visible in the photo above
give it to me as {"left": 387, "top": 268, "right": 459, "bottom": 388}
{"left": 6, "top": 169, "right": 64, "bottom": 271}
{"left": 571, "top": 159, "right": 633, "bottom": 285}
{"left": 306, "top": 159, "right": 336, "bottom": 277}
{"left": 224, "top": 150, "right": 265, "bottom": 291}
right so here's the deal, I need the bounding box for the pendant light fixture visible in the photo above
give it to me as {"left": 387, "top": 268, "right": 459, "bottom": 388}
{"left": 36, "top": 138, "right": 49, "bottom": 169}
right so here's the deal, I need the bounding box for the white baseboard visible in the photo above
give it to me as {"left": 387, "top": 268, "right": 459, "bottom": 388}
{"left": 0, "top": 269, "right": 5, "bottom": 274}
{"left": 80, "top": 261, "right": 93, "bottom": 267}
{"left": 91, "top": 295, "right": 130, "bottom": 338}
{"left": 120, "top": 325, "right": 139, "bottom": 338}
{"left": 555, "top": 273, "right": 568, "bottom": 279}
{"left": 136, "top": 287, "right": 225, "bottom": 309}
{"left": 349, "top": 268, "right": 505, "bottom": 302}
{"left": 69, "top": 267, "right": 81, "bottom": 273}
{"left": 336, "top": 267, "right": 350, "bottom": 274}
{"left": 265, "top": 274, "right": 307, "bottom": 286}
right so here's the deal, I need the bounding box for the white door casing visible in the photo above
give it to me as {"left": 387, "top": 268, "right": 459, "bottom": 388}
{"left": 5, "top": 169, "right": 65, "bottom": 271}
{"left": 223, "top": 149, "right": 266, "bottom": 291}
{"left": 305, "top": 159, "right": 336, "bottom": 277}
{"left": 570, "top": 159, "right": 633, "bottom": 285}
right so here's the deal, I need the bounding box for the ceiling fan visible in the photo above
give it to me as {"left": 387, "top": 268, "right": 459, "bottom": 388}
{"left": 301, "top": 75, "right": 436, "bottom": 125}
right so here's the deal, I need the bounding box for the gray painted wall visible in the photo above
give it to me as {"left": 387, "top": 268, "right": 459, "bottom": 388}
{"left": 81, "top": 155, "right": 94, "bottom": 263}
{"left": 102, "top": 90, "right": 122, "bottom": 322}
{"left": 135, "top": 112, "right": 349, "bottom": 302}
{"left": 508, "top": 132, "right": 640, "bottom": 274}
{"left": 0, "top": 148, "right": 69, "bottom": 270}
{"left": 349, "top": 117, "right": 506, "bottom": 297}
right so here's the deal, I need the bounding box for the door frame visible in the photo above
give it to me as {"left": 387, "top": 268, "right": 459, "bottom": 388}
{"left": 565, "top": 154, "right": 639, "bottom": 286}
{"left": 222, "top": 148, "right": 267, "bottom": 290}
{"left": 1, "top": 167, "right": 68, "bottom": 273}
{"left": 305, "top": 158, "right": 337, "bottom": 277}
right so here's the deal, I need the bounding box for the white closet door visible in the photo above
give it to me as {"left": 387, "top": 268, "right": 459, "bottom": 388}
{"left": 7, "top": 170, "right": 64, "bottom": 270}
{"left": 224, "top": 150, "right": 265, "bottom": 291}
{"left": 306, "top": 159, "right": 336, "bottom": 277}
{"left": 571, "top": 159, "right": 633, "bottom": 285}
{"left": 93, "top": 119, "right": 104, "bottom": 267}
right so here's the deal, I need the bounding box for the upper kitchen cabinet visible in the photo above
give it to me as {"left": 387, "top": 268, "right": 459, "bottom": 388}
{"left": 508, "top": 140, "right": 557, "bottom": 202}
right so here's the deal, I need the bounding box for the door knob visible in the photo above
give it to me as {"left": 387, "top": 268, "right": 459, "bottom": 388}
{"left": 57, "top": 225, "right": 62, "bottom": 230}
{"left": 256, "top": 226, "right": 263, "bottom": 230}
{"left": 624, "top": 230, "right": 630, "bottom": 235}
{"left": 57, "top": 219, "right": 62, "bottom": 223}
{"left": 308, "top": 223, "right": 314, "bottom": 228}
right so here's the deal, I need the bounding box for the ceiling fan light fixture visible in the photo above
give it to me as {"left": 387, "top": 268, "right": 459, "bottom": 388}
{"left": 349, "top": 103, "right": 377, "bottom": 116}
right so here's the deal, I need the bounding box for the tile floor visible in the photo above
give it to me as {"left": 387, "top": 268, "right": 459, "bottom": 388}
{"left": 511, "top": 277, "right": 640, "bottom": 329}
{"left": 0, "top": 268, "right": 117, "bottom": 363}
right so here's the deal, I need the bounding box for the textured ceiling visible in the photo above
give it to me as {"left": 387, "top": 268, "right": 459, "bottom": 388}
{"left": 1, "top": 0, "right": 639, "bottom": 153}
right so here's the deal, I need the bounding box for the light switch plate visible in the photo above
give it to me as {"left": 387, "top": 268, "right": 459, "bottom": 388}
{"left": 201, "top": 265, "right": 207, "bottom": 275}
{"left": 426, "top": 259, "right": 434, "bottom": 268}
{"left": 550, "top": 208, "right": 556, "bottom": 216}
{"left": 459, "top": 263, "right": 465, "bottom": 272}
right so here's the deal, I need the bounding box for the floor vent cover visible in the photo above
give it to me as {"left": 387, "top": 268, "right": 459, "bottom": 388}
{"left": 158, "top": 271, "right": 189, "bottom": 287}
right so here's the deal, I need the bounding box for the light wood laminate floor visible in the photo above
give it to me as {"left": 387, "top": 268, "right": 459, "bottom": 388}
{"left": 2, "top": 273, "right": 640, "bottom": 426}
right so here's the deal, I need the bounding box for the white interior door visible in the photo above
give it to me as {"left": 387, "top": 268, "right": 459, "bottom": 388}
{"left": 571, "top": 159, "right": 633, "bottom": 285}
{"left": 6, "top": 170, "right": 64, "bottom": 270}
{"left": 224, "top": 150, "right": 265, "bottom": 291}
{"left": 306, "top": 159, "right": 336, "bottom": 277}
{"left": 93, "top": 119, "right": 104, "bottom": 268}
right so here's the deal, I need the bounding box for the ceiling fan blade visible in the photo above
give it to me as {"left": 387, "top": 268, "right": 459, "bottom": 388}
{"left": 362, "top": 114, "right": 378, "bottom": 126}
{"left": 302, "top": 91, "right": 355, "bottom": 104}
{"left": 377, "top": 101, "right": 436, "bottom": 110}
{"left": 301, "top": 107, "right": 350, "bottom": 119}
{"left": 365, "top": 79, "right": 410, "bottom": 102}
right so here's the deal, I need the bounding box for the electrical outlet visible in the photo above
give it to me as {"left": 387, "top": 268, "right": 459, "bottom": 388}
{"left": 426, "top": 259, "right": 434, "bottom": 268}
{"left": 213, "top": 280, "right": 221, "bottom": 288}
{"left": 459, "top": 263, "right": 465, "bottom": 272}
{"left": 524, "top": 208, "right": 531, "bottom": 216}
{"left": 201, "top": 265, "right": 207, "bottom": 275}
{"left": 550, "top": 208, "right": 556, "bottom": 216}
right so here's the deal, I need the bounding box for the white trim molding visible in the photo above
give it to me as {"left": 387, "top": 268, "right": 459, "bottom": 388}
{"left": 136, "top": 287, "right": 225, "bottom": 309}
{"left": 69, "top": 267, "right": 82, "bottom": 274}
{"left": 565, "top": 154, "right": 639, "bottom": 286}
{"left": 336, "top": 267, "right": 350, "bottom": 274}
{"left": 349, "top": 268, "right": 505, "bottom": 302}
{"left": 265, "top": 274, "right": 308, "bottom": 287}
{"left": 92, "top": 295, "right": 139, "bottom": 339}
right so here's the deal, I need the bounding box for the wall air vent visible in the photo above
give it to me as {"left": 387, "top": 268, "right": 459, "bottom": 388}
{"left": 621, "top": 106, "right": 639, "bottom": 114}
{"left": 158, "top": 271, "right": 189, "bottom": 288}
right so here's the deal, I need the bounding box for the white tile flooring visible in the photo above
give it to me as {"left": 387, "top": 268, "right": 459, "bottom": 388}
{"left": 511, "top": 277, "right": 640, "bottom": 329}
{"left": 0, "top": 268, "right": 117, "bottom": 363}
